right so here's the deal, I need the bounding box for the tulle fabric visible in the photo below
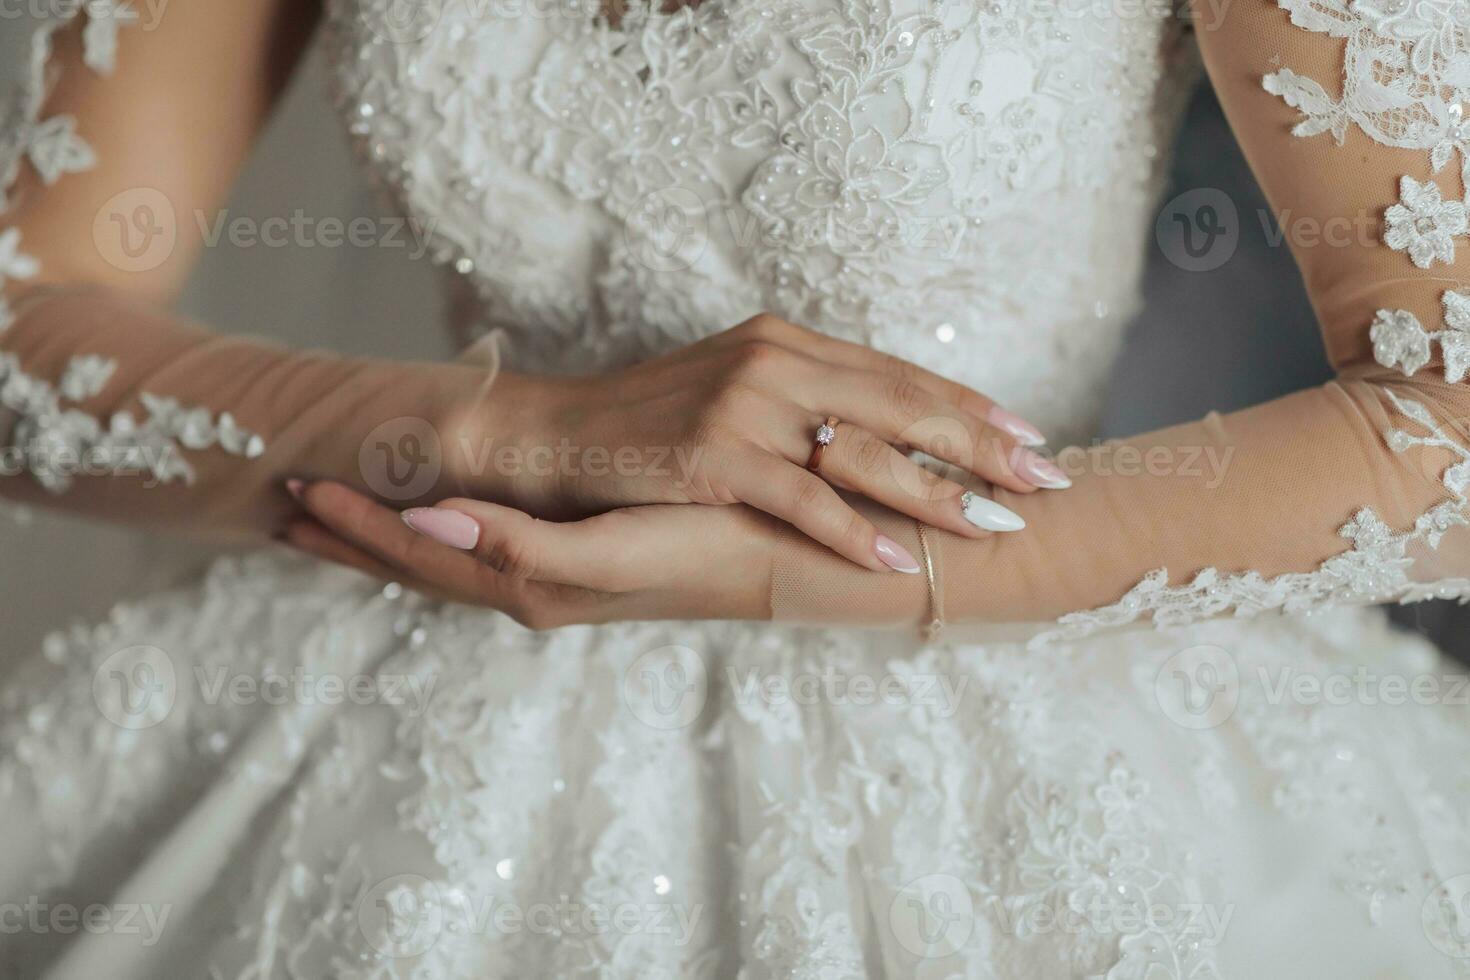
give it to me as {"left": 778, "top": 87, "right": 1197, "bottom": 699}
{"left": 773, "top": 3, "right": 1470, "bottom": 639}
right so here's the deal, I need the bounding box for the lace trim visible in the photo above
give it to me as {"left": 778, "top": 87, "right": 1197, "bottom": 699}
{"left": 1034, "top": 3, "right": 1470, "bottom": 647}
{"left": 1033, "top": 389, "right": 1470, "bottom": 646}
{"left": 0, "top": 3, "right": 266, "bottom": 492}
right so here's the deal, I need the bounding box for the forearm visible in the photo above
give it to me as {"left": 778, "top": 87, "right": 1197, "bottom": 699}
{"left": 771, "top": 371, "right": 1470, "bottom": 634}
{"left": 0, "top": 285, "right": 497, "bottom": 538}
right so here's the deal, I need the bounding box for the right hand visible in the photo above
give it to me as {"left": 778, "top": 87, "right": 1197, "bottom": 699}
{"left": 455, "top": 314, "right": 1069, "bottom": 571}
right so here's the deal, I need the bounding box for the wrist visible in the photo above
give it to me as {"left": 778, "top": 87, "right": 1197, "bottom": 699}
{"left": 436, "top": 366, "right": 570, "bottom": 512}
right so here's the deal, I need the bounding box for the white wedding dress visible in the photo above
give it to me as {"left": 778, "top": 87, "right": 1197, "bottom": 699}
{"left": 4, "top": 1, "right": 1470, "bottom": 978}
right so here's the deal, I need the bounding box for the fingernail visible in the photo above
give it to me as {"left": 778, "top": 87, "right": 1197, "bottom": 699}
{"left": 961, "top": 491, "right": 1026, "bottom": 532}
{"left": 285, "top": 478, "right": 305, "bottom": 501}
{"left": 1011, "top": 447, "right": 1072, "bottom": 489}
{"left": 988, "top": 406, "right": 1046, "bottom": 447}
{"left": 874, "top": 534, "right": 922, "bottom": 573}
{"left": 402, "top": 507, "right": 480, "bottom": 550}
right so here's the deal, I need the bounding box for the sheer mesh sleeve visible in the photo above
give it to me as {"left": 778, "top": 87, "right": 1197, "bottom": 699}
{"left": 0, "top": 4, "right": 491, "bottom": 536}
{"left": 770, "top": 0, "right": 1470, "bottom": 642}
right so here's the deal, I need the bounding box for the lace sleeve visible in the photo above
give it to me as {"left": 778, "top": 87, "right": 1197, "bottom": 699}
{"left": 767, "top": 0, "right": 1470, "bottom": 643}
{"left": 0, "top": 4, "right": 490, "bottom": 533}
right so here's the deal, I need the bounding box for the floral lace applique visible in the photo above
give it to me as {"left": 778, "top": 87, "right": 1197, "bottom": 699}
{"left": 0, "top": 5, "right": 267, "bottom": 492}
{"left": 1036, "top": 0, "right": 1470, "bottom": 649}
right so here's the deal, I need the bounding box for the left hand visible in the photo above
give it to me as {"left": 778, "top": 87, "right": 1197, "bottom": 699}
{"left": 283, "top": 481, "right": 779, "bottom": 629}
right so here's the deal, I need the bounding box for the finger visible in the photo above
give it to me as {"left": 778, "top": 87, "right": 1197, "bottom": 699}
{"left": 284, "top": 516, "right": 498, "bottom": 607}
{"left": 725, "top": 453, "right": 914, "bottom": 573}
{"left": 298, "top": 481, "right": 538, "bottom": 614}
{"left": 300, "top": 481, "right": 483, "bottom": 582}
{"left": 731, "top": 315, "right": 1048, "bottom": 446}
{"left": 299, "top": 482, "right": 606, "bottom": 623}
{"left": 814, "top": 368, "right": 1072, "bottom": 494}
{"left": 418, "top": 497, "right": 673, "bottom": 594}
{"left": 761, "top": 378, "right": 1037, "bottom": 495}
{"left": 284, "top": 518, "right": 405, "bottom": 581}
{"left": 813, "top": 422, "right": 1024, "bottom": 537}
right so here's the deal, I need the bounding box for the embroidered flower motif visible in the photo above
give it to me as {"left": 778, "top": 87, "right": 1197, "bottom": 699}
{"left": 1370, "top": 294, "right": 1470, "bottom": 382}
{"left": 1370, "top": 308, "right": 1433, "bottom": 375}
{"left": 0, "top": 228, "right": 40, "bottom": 284}
{"left": 23, "top": 115, "right": 95, "bottom": 186}
{"left": 1352, "top": 0, "right": 1467, "bottom": 65}
{"left": 1431, "top": 103, "right": 1470, "bottom": 175}
{"left": 1438, "top": 289, "right": 1470, "bottom": 381}
{"left": 1384, "top": 176, "right": 1467, "bottom": 268}
{"left": 81, "top": 0, "right": 139, "bottom": 75}
{"left": 58, "top": 355, "right": 116, "bottom": 401}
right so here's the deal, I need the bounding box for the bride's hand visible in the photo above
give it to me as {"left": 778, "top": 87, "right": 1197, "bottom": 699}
{"left": 465, "top": 314, "right": 1062, "bottom": 571}
{"left": 284, "top": 481, "right": 779, "bottom": 628}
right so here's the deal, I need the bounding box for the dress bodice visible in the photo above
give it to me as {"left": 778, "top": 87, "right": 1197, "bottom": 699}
{"left": 323, "top": 0, "right": 1195, "bottom": 446}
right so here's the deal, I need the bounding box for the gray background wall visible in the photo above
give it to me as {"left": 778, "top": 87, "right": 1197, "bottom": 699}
{"left": 1, "top": 43, "right": 1464, "bottom": 659}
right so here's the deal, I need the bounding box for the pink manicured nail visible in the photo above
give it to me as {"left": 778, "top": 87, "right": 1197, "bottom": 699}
{"left": 875, "top": 535, "right": 922, "bottom": 574}
{"left": 402, "top": 507, "right": 480, "bottom": 550}
{"left": 285, "top": 478, "right": 305, "bottom": 501}
{"left": 988, "top": 406, "right": 1046, "bottom": 447}
{"left": 1011, "top": 448, "right": 1072, "bottom": 489}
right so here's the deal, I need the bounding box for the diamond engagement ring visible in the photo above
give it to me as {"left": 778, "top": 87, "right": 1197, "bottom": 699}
{"left": 806, "top": 416, "right": 839, "bottom": 471}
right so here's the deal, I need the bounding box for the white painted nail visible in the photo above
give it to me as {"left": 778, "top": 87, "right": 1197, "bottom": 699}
{"left": 961, "top": 491, "right": 1026, "bottom": 532}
